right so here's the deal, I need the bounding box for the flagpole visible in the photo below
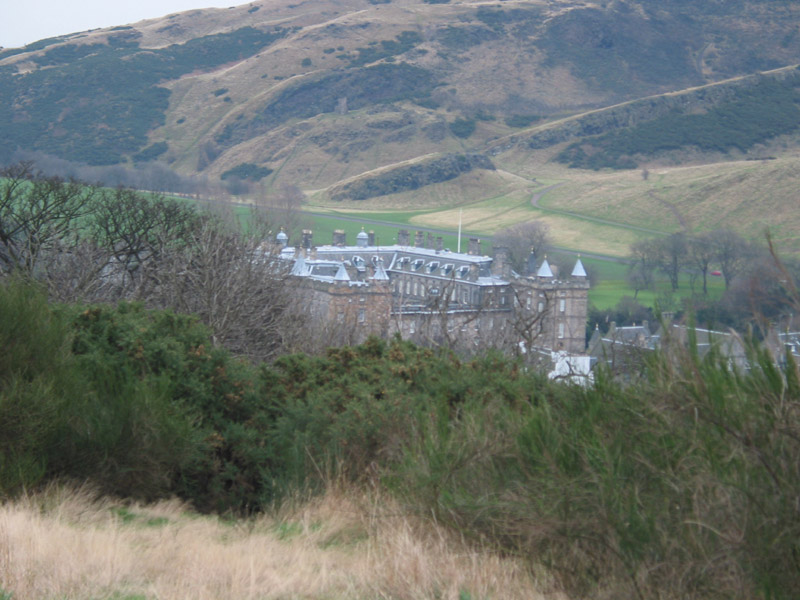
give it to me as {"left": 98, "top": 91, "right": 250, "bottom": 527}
{"left": 457, "top": 209, "right": 462, "bottom": 253}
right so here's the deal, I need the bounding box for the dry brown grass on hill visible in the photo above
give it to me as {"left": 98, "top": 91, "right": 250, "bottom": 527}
{"left": 0, "top": 485, "right": 557, "bottom": 600}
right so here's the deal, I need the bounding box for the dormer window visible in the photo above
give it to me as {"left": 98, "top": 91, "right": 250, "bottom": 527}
{"left": 456, "top": 265, "right": 470, "bottom": 279}
{"left": 426, "top": 261, "right": 439, "bottom": 273}
{"left": 352, "top": 256, "right": 365, "bottom": 267}
{"left": 412, "top": 259, "right": 424, "bottom": 271}
{"left": 442, "top": 264, "right": 454, "bottom": 276}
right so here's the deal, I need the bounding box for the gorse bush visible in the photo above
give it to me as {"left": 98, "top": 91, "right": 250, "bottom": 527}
{"left": 0, "top": 279, "right": 77, "bottom": 493}
{"left": 388, "top": 339, "right": 800, "bottom": 599}
{"left": 0, "top": 281, "right": 197, "bottom": 498}
{"left": 0, "top": 282, "right": 201, "bottom": 499}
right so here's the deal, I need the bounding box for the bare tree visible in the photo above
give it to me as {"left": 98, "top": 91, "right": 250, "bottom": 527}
{"left": 629, "top": 233, "right": 687, "bottom": 292}
{"left": 149, "top": 210, "right": 296, "bottom": 362}
{"left": 493, "top": 221, "right": 551, "bottom": 274}
{"left": 38, "top": 238, "right": 117, "bottom": 304}
{"left": 686, "top": 232, "right": 715, "bottom": 295}
{"left": 256, "top": 184, "right": 309, "bottom": 243}
{"left": 629, "top": 238, "right": 659, "bottom": 296}
{"left": 0, "top": 162, "right": 98, "bottom": 274}
{"left": 506, "top": 285, "right": 554, "bottom": 364}
{"left": 88, "top": 188, "right": 200, "bottom": 299}
{"left": 709, "top": 228, "right": 753, "bottom": 290}
{"left": 626, "top": 264, "right": 652, "bottom": 300}
{"left": 658, "top": 232, "right": 688, "bottom": 291}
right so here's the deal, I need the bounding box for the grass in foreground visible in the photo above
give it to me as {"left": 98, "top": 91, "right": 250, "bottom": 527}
{"left": 0, "top": 485, "right": 554, "bottom": 600}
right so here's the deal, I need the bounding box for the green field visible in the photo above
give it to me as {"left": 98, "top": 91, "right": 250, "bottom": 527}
{"left": 210, "top": 200, "right": 730, "bottom": 311}
{"left": 299, "top": 212, "right": 724, "bottom": 310}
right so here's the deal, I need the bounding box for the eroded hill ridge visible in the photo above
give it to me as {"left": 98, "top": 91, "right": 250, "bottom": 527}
{"left": 2, "top": 0, "right": 800, "bottom": 203}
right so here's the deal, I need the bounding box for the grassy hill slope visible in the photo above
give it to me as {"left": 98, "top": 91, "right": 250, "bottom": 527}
{"left": 3, "top": 0, "right": 800, "bottom": 255}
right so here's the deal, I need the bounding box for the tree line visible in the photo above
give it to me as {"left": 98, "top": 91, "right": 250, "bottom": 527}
{"left": 627, "top": 228, "right": 800, "bottom": 333}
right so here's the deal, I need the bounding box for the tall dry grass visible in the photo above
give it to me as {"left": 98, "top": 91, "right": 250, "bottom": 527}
{"left": 0, "top": 484, "right": 557, "bottom": 600}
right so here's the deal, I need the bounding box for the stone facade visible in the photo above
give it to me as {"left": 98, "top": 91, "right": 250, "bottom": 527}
{"left": 277, "top": 228, "right": 590, "bottom": 353}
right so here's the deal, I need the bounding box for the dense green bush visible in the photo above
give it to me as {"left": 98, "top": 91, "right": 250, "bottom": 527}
{"left": 449, "top": 117, "right": 476, "bottom": 139}
{"left": 504, "top": 114, "right": 541, "bottom": 128}
{"left": 220, "top": 162, "right": 273, "bottom": 181}
{"left": 132, "top": 141, "right": 168, "bottom": 163}
{"left": 64, "top": 301, "right": 276, "bottom": 512}
{"left": 265, "top": 340, "right": 534, "bottom": 493}
{"left": 0, "top": 280, "right": 78, "bottom": 493}
{"left": 0, "top": 281, "right": 199, "bottom": 498}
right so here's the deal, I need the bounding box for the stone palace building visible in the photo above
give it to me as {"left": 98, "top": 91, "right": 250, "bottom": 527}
{"left": 275, "top": 227, "right": 590, "bottom": 354}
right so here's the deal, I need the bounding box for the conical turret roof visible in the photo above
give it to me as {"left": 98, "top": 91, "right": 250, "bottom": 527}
{"left": 371, "top": 262, "right": 390, "bottom": 281}
{"left": 571, "top": 257, "right": 587, "bottom": 277}
{"left": 537, "top": 257, "right": 554, "bottom": 278}
{"left": 334, "top": 263, "right": 351, "bottom": 282}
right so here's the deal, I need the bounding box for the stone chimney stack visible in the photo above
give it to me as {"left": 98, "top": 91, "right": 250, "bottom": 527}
{"left": 436, "top": 236, "right": 443, "bottom": 252}
{"left": 398, "top": 229, "right": 410, "bottom": 246}
{"left": 302, "top": 229, "right": 313, "bottom": 249}
{"left": 426, "top": 232, "right": 434, "bottom": 249}
{"left": 333, "top": 229, "right": 346, "bottom": 246}
{"left": 368, "top": 230, "right": 376, "bottom": 246}
{"left": 415, "top": 231, "right": 425, "bottom": 247}
{"left": 468, "top": 237, "right": 480, "bottom": 256}
{"left": 492, "top": 246, "right": 510, "bottom": 278}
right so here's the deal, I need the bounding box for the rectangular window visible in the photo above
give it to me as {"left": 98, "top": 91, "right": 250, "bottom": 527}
{"left": 560, "top": 299, "right": 566, "bottom": 312}
{"left": 358, "top": 308, "right": 366, "bottom": 323}
{"left": 558, "top": 323, "right": 565, "bottom": 338}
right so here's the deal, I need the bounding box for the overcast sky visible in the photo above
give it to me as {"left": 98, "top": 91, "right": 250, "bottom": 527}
{"left": 1, "top": 1, "right": 244, "bottom": 49}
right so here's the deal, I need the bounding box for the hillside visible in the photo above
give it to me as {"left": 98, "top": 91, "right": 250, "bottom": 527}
{"left": 2, "top": 0, "right": 800, "bottom": 252}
